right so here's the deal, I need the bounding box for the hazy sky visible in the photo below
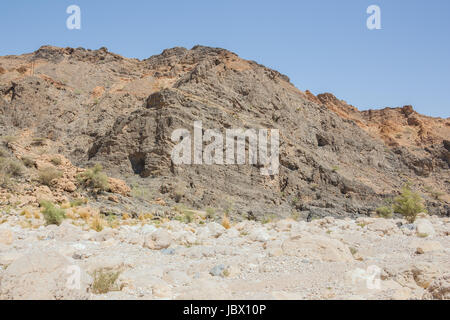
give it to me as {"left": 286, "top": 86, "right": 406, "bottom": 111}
{"left": 1, "top": 0, "right": 449, "bottom": 117}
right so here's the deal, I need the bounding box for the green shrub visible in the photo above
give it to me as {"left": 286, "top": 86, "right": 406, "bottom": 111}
{"left": 376, "top": 206, "right": 394, "bottom": 218}
{"left": 77, "top": 164, "right": 109, "bottom": 191}
{"left": 38, "top": 167, "right": 62, "bottom": 186}
{"left": 393, "top": 183, "right": 426, "bottom": 223}
{"left": 91, "top": 269, "right": 121, "bottom": 294}
{"left": 70, "top": 198, "right": 86, "bottom": 207}
{"left": 40, "top": 200, "right": 66, "bottom": 226}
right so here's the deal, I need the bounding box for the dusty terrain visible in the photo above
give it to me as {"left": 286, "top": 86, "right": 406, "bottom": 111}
{"left": 0, "top": 210, "right": 448, "bottom": 300}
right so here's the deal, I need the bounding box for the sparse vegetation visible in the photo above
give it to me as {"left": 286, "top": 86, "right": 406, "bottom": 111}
{"left": 31, "top": 137, "right": 47, "bottom": 146}
{"left": 40, "top": 200, "right": 66, "bottom": 226}
{"left": 70, "top": 198, "right": 87, "bottom": 207}
{"left": 376, "top": 206, "right": 394, "bottom": 218}
{"left": 205, "top": 207, "right": 216, "bottom": 220}
{"left": 393, "top": 183, "right": 426, "bottom": 223}
{"left": 261, "top": 213, "right": 277, "bottom": 224}
{"left": 173, "top": 184, "right": 185, "bottom": 203}
{"left": 91, "top": 269, "right": 121, "bottom": 294}
{"left": 131, "top": 184, "right": 152, "bottom": 201}
{"left": 424, "top": 186, "right": 445, "bottom": 201}
{"left": 222, "top": 214, "right": 231, "bottom": 229}
{"left": 174, "top": 204, "right": 195, "bottom": 223}
{"left": 0, "top": 157, "right": 24, "bottom": 177}
{"left": 50, "top": 156, "right": 62, "bottom": 166}
{"left": 77, "top": 207, "right": 91, "bottom": 221}
{"left": 76, "top": 164, "right": 109, "bottom": 192}
{"left": 21, "top": 156, "right": 35, "bottom": 168}
{"left": 90, "top": 214, "right": 106, "bottom": 232}
{"left": 2, "top": 136, "right": 18, "bottom": 147}
{"left": 290, "top": 210, "right": 301, "bottom": 221}
{"left": 38, "top": 167, "right": 62, "bottom": 186}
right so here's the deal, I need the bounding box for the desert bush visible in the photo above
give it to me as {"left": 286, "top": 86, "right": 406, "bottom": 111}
{"left": 0, "top": 157, "right": 24, "bottom": 177}
{"left": 174, "top": 204, "right": 195, "bottom": 223}
{"left": 31, "top": 137, "right": 47, "bottom": 146}
{"left": 131, "top": 184, "right": 152, "bottom": 201}
{"left": 173, "top": 184, "right": 185, "bottom": 203}
{"left": 40, "top": 200, "right": 66, "bottom": 226}
{"left": 1, "top": 136, "right": 17, "bottom": 147}
{"left": 222, "top": 214, "right": 231, "bottom": 229}
{"left": 91, "top": 269, "right": 121, "bottom": 294}
{"left": 205, "top": 207, "right": 216, "bottom": 220}
{"left": 261, "top": 213, "right": 277, "bottom": 224}
{"left": 376, "top": 206, "right": 394, "bottom": 218}
{"left": 38, "top": 167, "right": 62, "bottom": 186}
{"left": 77, "top": 164, "right": 109, "bottom": 192}
{"left": 0, "top": 172, "right": 11, "bottom": 189}
{"left": 22, "top": 156, "right": 35, "bottom": 168}
{"left": 424, "top": 186, "right": 445, "bottom": 201}
{"left": 70, "top": 198, "right": 87, "bottom": 207}
{"left": 90, "top": 214, "right": 106, "bottom": 232}
{"left": 393, "top": 183, "right": 426, "bottom": 223}
{"left": 50, "top": 156, "right": 62, "bottom": 166}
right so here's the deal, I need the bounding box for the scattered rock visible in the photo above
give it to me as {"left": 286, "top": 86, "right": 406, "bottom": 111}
{"left": 424, "top": 273, "right": 450, "bottom": 300}
{"left": 143, "top": 229, "right": 172, "bottom": 250}
{"left": 416, "top": 241, "right": 444, "bottom": 254}
{"left": 415, "top": 219, "right": 436, "bottom": 238}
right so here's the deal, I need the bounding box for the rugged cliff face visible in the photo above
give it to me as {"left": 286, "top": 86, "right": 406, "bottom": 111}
{"left": 0, "top": 45, "right": 448, "bottom": 219}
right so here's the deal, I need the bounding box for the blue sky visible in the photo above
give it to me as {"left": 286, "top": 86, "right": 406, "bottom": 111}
{"left": 1, "top": 0, "right": 449, "bottom": 117}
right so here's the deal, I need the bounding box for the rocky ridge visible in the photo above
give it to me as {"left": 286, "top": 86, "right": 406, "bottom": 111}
{"left": 0, "top": 45, "right": 448, "bottom": 219}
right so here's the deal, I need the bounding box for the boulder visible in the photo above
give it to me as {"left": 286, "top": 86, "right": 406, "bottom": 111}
{"left": 282, "top": 235, "right": 353, "bottom": 262}
{"left": 415, "top": 219, "right": 436, "bottom": 237}
{"left": 0, "top": 228, "right": 14, "bottom": 246}
{"left": 0, "top": 250, "right": 91, "bottom": 300}
{"left": 143, "top": 229, "right": 172, "bottom": 250}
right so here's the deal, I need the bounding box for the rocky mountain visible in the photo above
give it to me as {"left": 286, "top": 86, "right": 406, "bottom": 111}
{"left": 0, "top": 45, "right": 449, "bottom": 219}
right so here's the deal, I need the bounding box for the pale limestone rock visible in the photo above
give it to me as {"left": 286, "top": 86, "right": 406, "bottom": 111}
{"left": 0, "top": 228, "right": 14, "bottom": 245}
{"left": 416, "top": 241, "right": 444, "bottom": 254}
{"left": 248, "top": 227, "right": 270, "bottom": 242}
{"left": 0, "top": 250, "right": 91, "bottom": 300}
{"left": 143, "top": 229, "right": 172, "bottom": 250}
{"left": 367, "top": 219, "right": 398, "bottom": 235}
{"left": 207, "top": 222, "right": 226, "bottom": 238}
{"left": 282, "top": 235, "right": 353, "bottom": 262}
{"left": 415, "top": 219, "right": 436, "bottom": 238}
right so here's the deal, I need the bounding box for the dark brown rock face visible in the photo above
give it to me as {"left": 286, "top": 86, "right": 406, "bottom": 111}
{"left": 0, "top": 45, "right": 448, "bottom": 218}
